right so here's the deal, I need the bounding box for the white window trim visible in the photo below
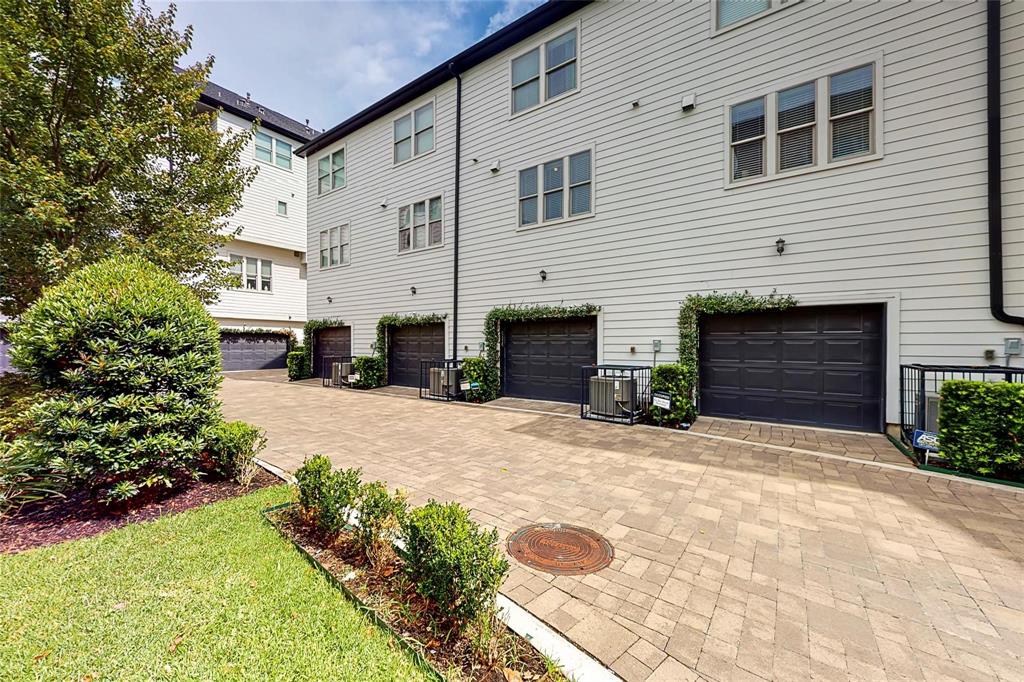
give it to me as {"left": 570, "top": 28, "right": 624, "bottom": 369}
{"left": 319, "top": 224, "right": 351, "bottom": 270}
{"left": 515, "top": 143, "right": 596, "bottom": 232}
{"left": 392, "top": 98, "right": 436, "bottom": 167}
{"left": 316, "top": 146, "right": 347, "bottom": 197}
{"left": 508, "top": 19, "right": 582, "bottom": 120}
{"left": 277, "top": 200, "right": 288, "bottom": 217}
{"left": 253, "top": 130, "right": 294, "bottom": 172}
{"left": 709, "top": 0, "right": 803, "bottom": 37}
{"left": 396, "top": 193, "right": 445, "bottom": 255}
{"left": 722, "top": 53, "right": 884, "bottom": 189}
{"left": 229, "top": 254, "right": 274, "bottom": 294}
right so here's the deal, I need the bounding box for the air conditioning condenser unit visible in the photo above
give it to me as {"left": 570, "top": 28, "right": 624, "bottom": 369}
{"left": 590, "top": 376, "right": 635, "bottom": 417}
{"left": 429, "top": 367, "right": 462, "bottom": 396}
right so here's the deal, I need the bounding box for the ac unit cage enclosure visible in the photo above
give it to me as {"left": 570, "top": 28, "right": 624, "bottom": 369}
{"left": 581, "top": 365, "right": 652, "bottom": 425}
{"left": 322, "top": 355, "right": 354, "bottom": 388}
{"left": 420, "top": 359, "right": 464, "bottom": 401}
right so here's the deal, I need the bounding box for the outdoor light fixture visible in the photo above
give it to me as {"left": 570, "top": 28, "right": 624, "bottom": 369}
{"left": 326, "top": 296, "right": 333, "bottom": 304}
{"left": 776, "top": 238, "right": 786, "bottom": 255}
{"left": 410, "top": 286, "right": 417, "bottom": 295}
{"left": 539, "top": 269, "right": 548, "bottom": 281}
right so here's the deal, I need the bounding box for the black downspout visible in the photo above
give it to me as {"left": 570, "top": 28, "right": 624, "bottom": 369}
{"left": 449, "top": 63, "right": 463, "bottom": 358}
{"left": 988, "top": 1, "right": 1024, "bottom": 325}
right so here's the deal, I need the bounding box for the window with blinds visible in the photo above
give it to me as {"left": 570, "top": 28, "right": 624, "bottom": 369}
{"left": 717, "top": 0, "right": 770, "bottom": 30}
{"left": 317, "top": 149, "right": 345, "bottom": 195}
{"left": 398, "top": 196, "right": 442, "bottom": 253}
{"left": 394, "top": 101, "right": 435, "bottom": 164}
{"left": 727, "top": 60, "right": 879, "bottom": 184}
{"left": 518, "top": 148, "right": 593, "bottom": 227}
{"left": 510, "top": 27, "right": 579, "bottom": 115}
{"left": 319, "top": 226, "right": 350, "bottom": 268}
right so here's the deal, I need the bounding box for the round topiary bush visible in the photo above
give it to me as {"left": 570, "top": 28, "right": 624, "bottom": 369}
{"left": 10, "top": 255, "right": 223, "bottom": 500}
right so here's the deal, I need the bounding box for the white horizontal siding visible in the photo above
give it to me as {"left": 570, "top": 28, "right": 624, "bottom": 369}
{"left": 207, "top": 240, "right": 307, "bottom": 333}
{"left": 306, "top": 0, "right": 1024, "bottom": 421}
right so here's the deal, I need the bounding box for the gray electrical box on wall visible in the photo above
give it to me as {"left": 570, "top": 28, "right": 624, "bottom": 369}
{"left": 1006, "top": 338, "right": 1023, "bottom": 356}
{"left": 652, "top": 339, "right": 662, "bottom": 352}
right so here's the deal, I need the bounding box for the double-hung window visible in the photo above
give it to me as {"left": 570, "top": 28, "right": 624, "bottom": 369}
{"left": 398, "top": 196, "right": 442, "bottom": 253}
{"left": 727, "top": 60, "right": 879, "bottom": 184}
{"left": 319, "top": 225, "right": 350, "bottom": 268}
{"left": 519, "top": 149, "right": 592, "bottom": 227}
{"left": 255, "top": 131, "right": 292, "bottom": 170}
{"left": 317, "top": 149, "right": 345, "bottom": 195}
{"left": 230, "top": 255, "right": 272, "bottom": 291}
{"left": 394, "top": 102, "right": 434, "bottom": 164}
{"left": 714, "top": 0, "right": 800, "bottom": 32}
{"left": 511, "top": 28, "right": 578, "bottom": 115}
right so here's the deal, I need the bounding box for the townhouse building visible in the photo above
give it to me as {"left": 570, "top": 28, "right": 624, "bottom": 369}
{"left": 297, "top": 0, "right": 1023, "bottom": 433}
{"left": 198, "top": 81, "right": 315, "bottom": 370}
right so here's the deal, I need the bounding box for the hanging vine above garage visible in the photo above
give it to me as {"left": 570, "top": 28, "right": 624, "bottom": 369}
{"left": 374, "top": 313, "right": 447, "bottom": 360}
{"left": 469, "top": 303, "right": 602, "bottom": 402}
{"left": 298, "top": 318, "right": 346, "bottom": 379}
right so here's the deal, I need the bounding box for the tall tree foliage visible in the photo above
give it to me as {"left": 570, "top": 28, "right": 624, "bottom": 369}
{"left": 0, "top": 0, "right": 255, "bottom": 316}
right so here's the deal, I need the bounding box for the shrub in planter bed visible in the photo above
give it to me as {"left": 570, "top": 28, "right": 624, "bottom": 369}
{"left": 402, "top": 500, "right": 509, "bottom": 628}
{"left": 939, "top": 380, "right": 1024, "bottom": 479}
{"left": 294, "top": 455, "right": 363, "bottom": 535}
{"left": 649, "top": 363, "right": 697, "bottom": 426}
{"left": 355, "top": 481, "right": 407, "bottom": 566}
{"left": 460, "top": 357, "right": 498, "bottom": 403}
{"left": 287, "top": 347, "right": 309, "bottom": 381}
{"left": 351, "top": 356, "right": 386, "bottom": 389}
{"left": 10, "top": 256, "right": 222, "bottom": 501}
{"left": 206, "top": 421, "right": 267, "bottom": 486}
{"left": 295, "top": 455, "right": 333, "bottom": 515}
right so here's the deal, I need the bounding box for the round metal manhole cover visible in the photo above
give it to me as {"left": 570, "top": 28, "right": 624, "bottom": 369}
{"left": 507, "top": 523, "right": 614, "bottom": 576}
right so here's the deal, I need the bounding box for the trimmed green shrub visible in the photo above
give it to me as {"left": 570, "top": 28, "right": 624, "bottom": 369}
{"left": 351, "top": 355, "right": 386, "bottom": 389}
{"left": 461, "top": 357, "right": 498, "bottom": 403}
{"left": 649, "top": 363, "right": 697, "bottom": 426}
{"left": 355, "top": 481, "right": 407, "bottom": 566}
{"left": 0, "top": 374, "right": 47, "bottom": 442}
{"left": 10, "top": 256, "right": 223, "bottom": 500}
{"left": 319, "top": 466, "right": 362, "bottom": 535}
{"left": 295, "top": 454, "right": 333, "bottom": 515}
{"left": 402, "top": 500, "right": 509, "bottom": 628}
{"left": 939, "top": 380, "right": 1024, "bottom": 480}
{"left": 206, "top": 420, "right": 266, "bottom": 486}
{"left": 287, "top": 348, "right": 309, "bottom": 381}
{"left": 0, "top": 439, "right": 64, "bottom": 518}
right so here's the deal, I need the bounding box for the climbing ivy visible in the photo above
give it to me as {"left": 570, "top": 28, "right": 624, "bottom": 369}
{"left": 218, "top": 327, "right": 297, "bottom": 349}
{"left": 470, "top": 303, "right": 602, "bottom": 402}
{"left": 667, "top": 290, "right": 797, "bottom": 422}
{"left": 347, "top": 312, "right": 447, "bottom": 389}
{"left": 298, "top": 318, "right": 346, "bottom": 380}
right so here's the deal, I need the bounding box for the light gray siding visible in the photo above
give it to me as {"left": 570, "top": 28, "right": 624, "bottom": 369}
{"left": 307, "top": 0, "right": 1023, "bottom": 423}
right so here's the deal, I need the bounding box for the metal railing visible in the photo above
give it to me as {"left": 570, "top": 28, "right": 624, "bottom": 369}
{"left": 321, "top": 355, "right": 355, "bottom": 388}
{"left": 581, "top": 365, "right": 652, "bottom": 425}
{"left": 899, "top": 363, "right": 1024, "bottom": 458}
{"left": 419, "top": 359, "right": 463, "bottom": 401}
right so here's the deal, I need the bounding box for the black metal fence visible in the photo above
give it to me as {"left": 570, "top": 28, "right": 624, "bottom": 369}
{"left": 899, "top": 363, "right": 1024, "bottom": 454}
{"left": 419, "top": 359, "right": 463, "bottom": 401}
{"left": 321, "top": 355, "right": 355, "bottom": 388}
{"left": 581, "top": 365, "right": 652, "bottom": 425}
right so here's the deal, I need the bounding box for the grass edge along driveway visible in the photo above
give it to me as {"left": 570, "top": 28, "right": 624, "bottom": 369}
{"left": 0, "top": 485, "right": 430, "bottom": 681}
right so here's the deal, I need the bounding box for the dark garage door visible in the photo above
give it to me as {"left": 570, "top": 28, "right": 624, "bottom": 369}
{"left": 699, "top": 304, "right": 884, "bottom": 432}
{"left": 388, "top": 323, "right": 445, "bottom": 387}
{"left": 220, "top": 333, "right": 289, "bottom": 371}
{"left": 313, "top": 326, "right": 352, "bottom": 379}
{"left": 502, "top": 317, "right": 597, "bottom": 403}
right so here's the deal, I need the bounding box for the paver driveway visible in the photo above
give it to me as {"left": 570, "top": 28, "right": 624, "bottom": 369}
{"left": 222, "top": 377, "right": 1024, "bottom": 682}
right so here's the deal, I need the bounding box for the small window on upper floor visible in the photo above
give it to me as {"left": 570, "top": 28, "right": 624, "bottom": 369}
{"left": 255, "top": 131, "right": 292, "bottom": 170}
{"left": 713, "top": 0, "right": 800, "bottom": 33}
{"left": 230, "top": 254, "right": 272, "bottom": 292}
{"left": 518, "top": 148, "right": 592, "bottom": 228}
{"left": 319, "top": 225, "right": 350, "bottom": 268}
{"left": 394, "top": 102, "right": 434, "bottom": 164}
{"left": 511, "top": 27, "right": 578, "bottom": 115}
{"left": 398, "top": 196, "right": 442, "bottom": 253}
{"left": 318, "top": 149, "right": 345, "bottom": 195}
{"left": 277, "top": 200, "right": 288, "bottom": 216}
{"left": 275, "top": 139, "right": 292, "bottom": 170}
{"left": 725, "top": 60, "right": 880, "bottom": 186}
{"left": 255, "top": 132, "right": 273, "bottom": 163}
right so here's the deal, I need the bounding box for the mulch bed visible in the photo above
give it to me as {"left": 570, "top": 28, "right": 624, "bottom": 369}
{"left": 267, "top": 507, "right": 561, "bottom": 682}
{"left": 1, "top": 468, "right": 279, "bottom": 554}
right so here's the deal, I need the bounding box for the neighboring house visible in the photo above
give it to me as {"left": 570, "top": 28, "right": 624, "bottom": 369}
{"left": 297, "top": 0, "right": 1023, "bottom": 432}
{"left": 197, "top": 81, "right": 316, "bottom": 371}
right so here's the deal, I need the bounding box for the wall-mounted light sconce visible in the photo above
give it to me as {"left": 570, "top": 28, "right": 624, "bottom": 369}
{"left": 326, "top": 296, "right": 333, "bottom": 304}
{"left": 776, "top": 237, "right": 786, "bottom": 256}
{"left": 539, "top": 269, "right": 547, "bottom": 282}
{"left": 410, "top": 286, "right": 417, "bottom": 295}
{"left": 489, "top": 159, "right": 501, "bottom": 173}
{"left": 631, "top": 100, "right": 640, "bottom": 109}
{"left": 379, "top": 196, "right": 388, "bottom": 208}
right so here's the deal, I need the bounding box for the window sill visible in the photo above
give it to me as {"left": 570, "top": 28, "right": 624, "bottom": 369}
{"left": 516, "top": 211, "right": 595, "bottom": 232}
{"left": 509, "top": 87, "right": 581, "bottom": 121}
{"left": 724, "top": 151, "right": 882, "bottom": 190}
{"left": 393, "top": 146, "right": 436, "bottom": 168}
{"left": 254, "top": 157, "right": 293, "bottom": 173}
{"left": 233, "top": 288, "right": 275, "bottom": 295}
{"left": 319, "top": 262, "right": 351, "bottom": 272}
{"left": 316, "top": 184, "right": 347, "bottom": 199}
{"left": 397, "top": 242, "right": 445, "bottom": 256}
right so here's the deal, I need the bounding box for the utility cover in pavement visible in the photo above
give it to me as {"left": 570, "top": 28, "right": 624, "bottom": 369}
{"left": 507, "top": 524, "right": 614, "bottom": 576}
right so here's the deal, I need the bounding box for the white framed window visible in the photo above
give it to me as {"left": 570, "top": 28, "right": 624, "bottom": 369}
{"left": 277, "top": 200, "right": 288, "bottom": 216}
{"left": 319, "top": 225, "right": 350, "bottom": 268}
{"left": 254, "top": 131, "right": 293, "bottom": 170}
{"left": 230, "top": 255, "right": 272, "bottom": 292}
{"left": 724, "top": 56, "right": 882, "bottom": 186}
{"left": 398, "top": 196, "right": 443, "bottom": 253}
{"left": 317, "top": 149, "right": 345, "bottom": 195}
{"left": 510, "top": 26, "right": 579, "bottom": 116}
{"left": 394, "top": 101, "right": 434, "bottom": 164}
{"left": 518, "top": 148, "right": 593, "bottom": 228}
{"left": 712, "top": 0, "right": 801, "bottom": 34}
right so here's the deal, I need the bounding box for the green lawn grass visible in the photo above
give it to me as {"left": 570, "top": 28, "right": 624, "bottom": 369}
{"left": 0, "top": 485, "right": 430, "bottom": 681}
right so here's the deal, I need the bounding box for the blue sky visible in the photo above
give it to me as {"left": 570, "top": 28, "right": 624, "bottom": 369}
{"left": 155, "top": 1, "right": 544, "bottom": 132}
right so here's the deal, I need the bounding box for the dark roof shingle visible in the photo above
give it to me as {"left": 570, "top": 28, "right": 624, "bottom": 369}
{"left": 199, "top": 80, "right": 316, "bottom": 143}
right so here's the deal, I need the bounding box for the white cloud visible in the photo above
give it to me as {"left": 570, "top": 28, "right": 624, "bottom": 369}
{"left": 485, "top": 0, "right": 544, "bottom": 35}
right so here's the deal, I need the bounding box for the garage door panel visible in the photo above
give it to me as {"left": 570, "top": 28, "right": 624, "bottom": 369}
{"left": 313, "top": 327, "right": 352, "bottom": 379}
{"left": 699, "top": 304, "right": 884, "bottom": 432}
{"left": 501, "top": 317, "right": 596, "bottom": 403}
{"left": 388, "top": 324, "right": 444, "bottom": 387}
{"left": 220, "top": 333, "right": 288, "bottom": 371}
